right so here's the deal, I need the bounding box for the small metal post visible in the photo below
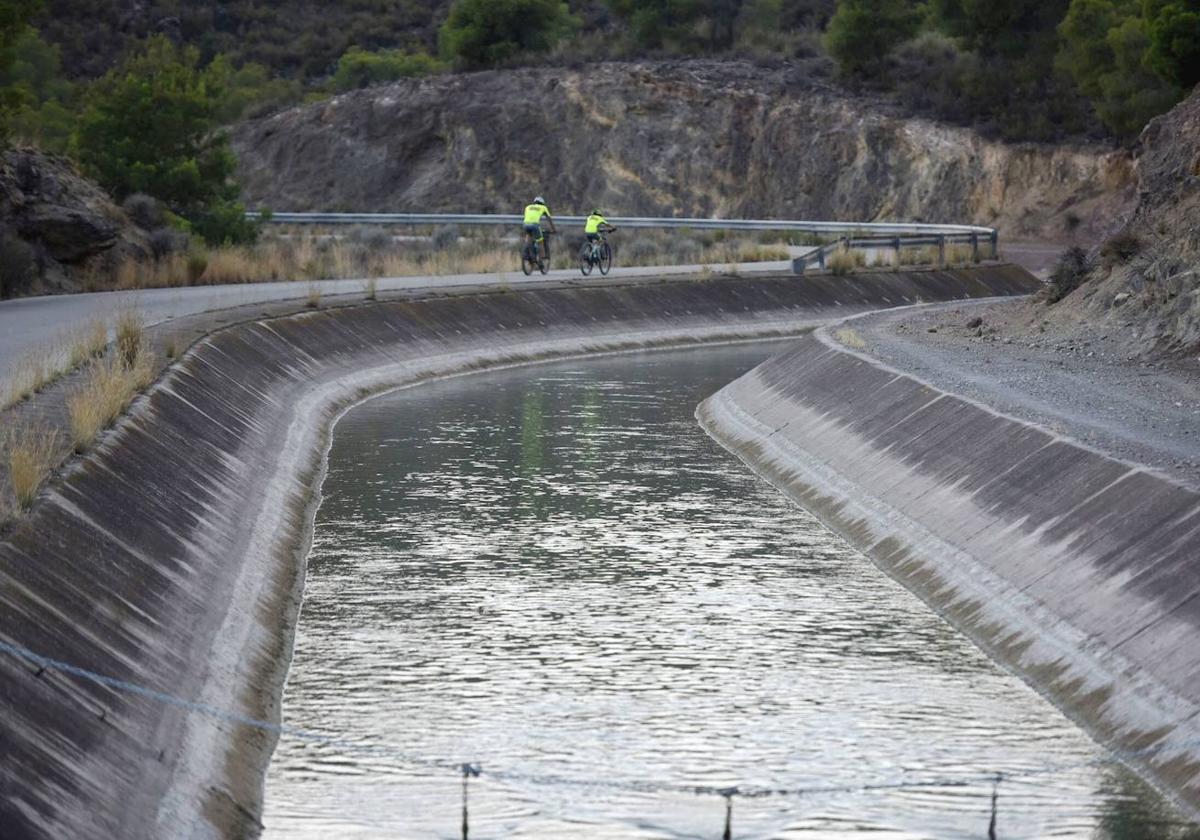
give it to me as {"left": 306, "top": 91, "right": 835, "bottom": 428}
{"left": 461, "top": 763, "right": 481, "bottom": 840}
{"left": 817, "top": 246, "right": 826, "bottom": 271}
{"left": 990, "top": 230, "right": 999, "bottom": 260}
{"left": 988, "top": 772, "right": 1001, "bottom": 840}
{"left": 893, "top": 236, "right": 901, "bottom": 265}
{"left": 971, "top": 233, "right": 980, "bottom": 263}
{"left": 720, "top": 788, "right": 737, "bottom": 840}
{"left": 938, "top": 235, "right": 946, "bottom": 266}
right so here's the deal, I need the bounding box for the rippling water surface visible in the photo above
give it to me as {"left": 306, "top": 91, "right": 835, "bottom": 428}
{"left": 263, "top": 343, "right": 1199, "bottom": 839}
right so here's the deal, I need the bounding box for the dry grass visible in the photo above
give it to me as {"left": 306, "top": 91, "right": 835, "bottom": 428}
{"left": 67, "top": 319, "right": 109, "bottom": 368}
{"left": 6, "top": 425, "right": 59, "bottom": 509}
{"left": 828, "top": 248, "right": 867, "bottom": 275}
{"left": 3, "top": 348, "right": 54, "bottom": 405}
{"left": 835, "top": 327, "right": 867, "bottom": 349}
{"left": 87, "top": 230, "right": 800, "bottom": 292}
{"left": 114, "top": 309, "right": 144, "bottom": 368}
{"left": 306, "top": 285, "right": 321, "bottom": 309}
{"left": 66, "top": 349, "right": 155, "bottom": 453}
{"left": 363, "top": 276, "right": 378, "bottom": 300}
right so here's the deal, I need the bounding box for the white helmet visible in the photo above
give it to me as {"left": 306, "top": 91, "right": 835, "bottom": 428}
{"left": 533, "top": 195, "right": 546, "bottom": 205}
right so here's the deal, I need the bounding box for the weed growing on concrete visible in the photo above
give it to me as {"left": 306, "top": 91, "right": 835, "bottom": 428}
{"left": 67, "top": 319, "right": 109, "bottom": 368}
{"left": 3, "top": 349, "right": 54, "bottom": 405}
{"left": 306, "top": 285, "right": 321, "bottom": 309}
{"left": 66, "top": 349, "right": 154, "bottom": 453}
{"left": 828, "top": 250, "right": 861, "bottom": 275}
{"left": 6, "top": 425, "right": 59, "bottom": 509}
{"left": 835, "top": 327, "right": 867, "bottom": 349}
{"left": 363, "top": 276, "right": 378, "bottom": 300}
{"left": 114, "top": 309, "right": 144, "bottom": 368}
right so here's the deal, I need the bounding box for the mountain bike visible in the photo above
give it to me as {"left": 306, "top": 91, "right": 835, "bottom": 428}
{"left": 521, "top": 231, "right": 551, "bottom": 276}
{"left": 578, "top": 231, "right": 614, "bottom": 276}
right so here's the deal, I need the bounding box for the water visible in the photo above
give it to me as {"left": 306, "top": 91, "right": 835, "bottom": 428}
{"left": 263, "top": 343, "right": 1200, "bottom": 839}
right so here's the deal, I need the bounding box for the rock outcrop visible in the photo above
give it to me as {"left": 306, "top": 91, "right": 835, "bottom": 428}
{"left": 0, "top": 150, "right": 147, "bottom": 298}
{"left": 996, "top": 86, "right": 1200, "bottom": 358}
{"left": 232, "top": 60, "right": 1135, "bottom": 241}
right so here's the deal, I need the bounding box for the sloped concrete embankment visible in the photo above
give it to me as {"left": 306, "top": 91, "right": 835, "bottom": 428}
{"left": 698, "top": 325, "right": 1200, "bottom": 817}
{"left": 0, "top": 266, "right": 1037, "bottom": 840}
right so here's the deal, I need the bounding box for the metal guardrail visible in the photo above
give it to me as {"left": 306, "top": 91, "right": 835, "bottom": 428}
{"left": 794, "top": 233, "right": 999, "bottom": 274}
{"left": 248, "top": 211, "right": 995, "bottom": 238}
{"left": 246, "top": 212, "right": 1001, "bottom": 275}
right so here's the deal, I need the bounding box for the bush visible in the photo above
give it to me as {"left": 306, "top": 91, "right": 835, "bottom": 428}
{"left": 122, "top": 193, "right": 164, "bottom": 229}
{"left": 825, "top": 0, "right": 921, "bottom": 79}
{"left": 1100, "top": 231, "right": 1142, "bottom": 266}
{"left": 189, "top": 199, "right": 261, "bottom": 246}
{"left": 1045, "top": 246, "right": 1094, "bottom": 303}
{"left": 331, "top": 47, "right": 444, "bottom": 91}
{"left": 147, "top": 226, "right": 189, "bottom": 259}
{"left": 439, "top": 0, "right": 577, "bottom": 68}
{"left": 432, "top": 224, "right": 460, "bottom": 250}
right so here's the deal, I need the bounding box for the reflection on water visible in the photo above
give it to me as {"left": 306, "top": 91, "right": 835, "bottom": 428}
{"left": 263, "top": 343, "right": 1200, "bottom": 839}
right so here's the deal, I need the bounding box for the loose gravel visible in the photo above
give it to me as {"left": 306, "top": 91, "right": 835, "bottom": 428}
{"left": 841, "top": 297, "right": 1200, "bottom": 490}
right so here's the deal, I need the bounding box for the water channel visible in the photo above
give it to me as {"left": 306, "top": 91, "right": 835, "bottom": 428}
{"left": 262, "top": 342, "right": 1200, "bottom": 839}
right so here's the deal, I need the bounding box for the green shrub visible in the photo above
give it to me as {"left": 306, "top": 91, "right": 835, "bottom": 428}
{"left": 825, "top": 0, "right": 920, "bottom": 79}
{"left": 439, "top": 0, "right": 577, "bottom": 68}
{"left": 331, "top": 47, "right": 444, "bottom": 91}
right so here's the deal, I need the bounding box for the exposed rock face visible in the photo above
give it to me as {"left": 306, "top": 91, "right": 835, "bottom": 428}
{"left": 0, "top": 150, "right": 147, "bottom": 298}
{"left": 232, "top": 60, "right": 1134, "bottom": 241}
{"left": 1027, "top": 87, "right": 1200, "bottom": 358}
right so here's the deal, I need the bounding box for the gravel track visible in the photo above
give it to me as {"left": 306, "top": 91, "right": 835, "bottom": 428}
{"left": 841, "top": 297, "right": 1200, "bottom": 489}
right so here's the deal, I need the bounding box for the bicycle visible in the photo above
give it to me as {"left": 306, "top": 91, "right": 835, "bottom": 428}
{"left": 578, "top": 231, "right": 614, "bottom": 276}
{"left": 521, "top": 231, "right": 551, "bottom": 276}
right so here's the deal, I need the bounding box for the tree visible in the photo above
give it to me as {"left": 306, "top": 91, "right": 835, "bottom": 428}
{"left": 75, "top": 36, "right": 257, "bottom": 244}
{"left": 330, "top": 46, "right": 444, "bottom": 91}
{"left": 438, "top": 0, "right": 576, "bottom": 68}
{"left": 825, "top": 0, "right": 921, "bottom": 79}
{"left": 1058, "top": 0, "right": 1184, "bottom": 137}
{"left": 1145, "top": 0, "right": 1200, "bottom": 88}
{"left": 0, "top": 0, "right": 43, "bottom": 139}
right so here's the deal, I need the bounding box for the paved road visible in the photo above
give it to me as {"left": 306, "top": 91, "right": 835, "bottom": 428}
{"left": 0, "top": 255, "right": 805, "bottom": 384}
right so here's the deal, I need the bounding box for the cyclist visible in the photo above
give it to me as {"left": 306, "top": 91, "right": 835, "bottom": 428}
{"left": 584, "top": 208, "right": 616, "bottom": 257}
{"left": 523, "top": 196, "right": 556, "bottom": 262}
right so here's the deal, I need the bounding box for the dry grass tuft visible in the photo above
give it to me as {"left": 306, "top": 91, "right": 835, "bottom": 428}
{"left": 835, "top": 327, "right": 867, "bottom": 349}
{"left": 363, "top": 276, "right": 378, "bottom": 300}
{"left": 306, "top": 285, "right": 321, "bottom": 309}
{"left": 6, "top": 425, "right": 59, "bottom": 509}
{"left": 3, "top": 349, "right": 54, "bottom": 405}
{"left": 66, "top": 349, "right": 155, "bottom": 453}
{"left": 114, "top": 309, "right": 144, "bottom": 368}
{"left": 828, "top": 249, "right": 866, "bottom": 276}
{"left": 67, "top": 319, "right": 109, "bottom": 368}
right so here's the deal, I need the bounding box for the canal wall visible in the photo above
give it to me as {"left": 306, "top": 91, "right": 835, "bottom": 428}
{"left": 697, "top": 323, "right": 1200, "bottom": 818}
{"left": 0, "top": 266, "right": 1036, "bottom": 840}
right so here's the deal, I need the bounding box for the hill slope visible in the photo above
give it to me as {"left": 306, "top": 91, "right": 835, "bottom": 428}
{"left": 231, "top": 61, "right": 1134, "bottom": 240}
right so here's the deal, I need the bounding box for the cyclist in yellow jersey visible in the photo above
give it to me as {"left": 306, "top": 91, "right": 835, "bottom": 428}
{"left": 584, "top": 208, "right": 615, "bottom": 244}
{"left": 522, "top": 196, "right": 556, "bottom": 262}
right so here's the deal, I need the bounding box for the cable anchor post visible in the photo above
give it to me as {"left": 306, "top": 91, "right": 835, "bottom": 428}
{"left": 719, "top": 787, "right": 738, "bottom": 840}
{"left": 461, "top": 762, "right": 481, "bottom": 840}
{"left": 988, "top": 771, "right": 1002, "bottom": 840}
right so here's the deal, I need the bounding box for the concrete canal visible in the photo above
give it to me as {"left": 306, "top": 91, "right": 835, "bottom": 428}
{"left": 262, "top": 343, "right": 1200, "bottom": 839}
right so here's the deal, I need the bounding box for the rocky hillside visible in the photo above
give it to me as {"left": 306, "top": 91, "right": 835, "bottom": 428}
{"left": 0, "top": 151, "right": 148, "bottom": 298}
{"left": 232, "top": 61, "right": 1135, "bottom": 241}
{"left": 1062, "top": 85, "right": 1200, "bottom": 356}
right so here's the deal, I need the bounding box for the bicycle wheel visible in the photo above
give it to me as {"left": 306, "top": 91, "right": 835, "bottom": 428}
{"left": 521, "top": 244, "right": 534, "bottom": 276}
{"left": 538, "top": 238, "right": 550, "bottom": 275}
{"left": 598, "top": 241, "right": 613, "bottom": 275}
{"left": 579, "top": 242, "right": 593, "bottom": 275}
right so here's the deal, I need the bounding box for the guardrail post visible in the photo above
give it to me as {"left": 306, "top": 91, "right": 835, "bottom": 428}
{"left": 970, "top": 233, "right": 980, "bottom": 263}
{"left": 893, "top": 237, "right": 901, "bottom": 266}
{"left": 937, "top": 235, "right": 946, "bottom": 267}
{"left": 818, "top": 246, "right": 826, "bottom": 271}
{"left": 792, "top": 255, "right": 807, "bottom": 275}
{"left": 990, "top": 230, "right": 999, "bottom": 260}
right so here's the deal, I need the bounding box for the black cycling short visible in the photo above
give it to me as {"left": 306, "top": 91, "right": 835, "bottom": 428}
{"left": 524, "top": 223, "right": 543, "bottom": 241}
{"left": 586, "top": 232, "right": 601, "bottom": 242}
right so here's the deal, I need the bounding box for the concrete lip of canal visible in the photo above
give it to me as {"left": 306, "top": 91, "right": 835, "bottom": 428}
{"left": 0, "top": 267, "right": 1073, "bottom": 839}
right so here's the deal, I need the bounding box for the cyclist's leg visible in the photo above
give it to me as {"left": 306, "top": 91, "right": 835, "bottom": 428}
{"left": 536, "top": 225, "right": 546, "bottom": 260}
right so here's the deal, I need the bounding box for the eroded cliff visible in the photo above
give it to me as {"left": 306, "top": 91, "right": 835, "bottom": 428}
{"left": 232, "top": 60, "right": 1134, "bottom": 241}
